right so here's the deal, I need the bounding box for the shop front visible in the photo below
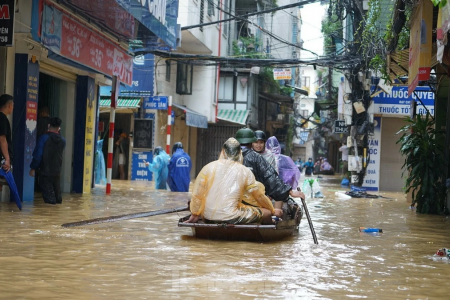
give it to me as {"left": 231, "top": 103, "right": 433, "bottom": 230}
{"left": 2, "top": 0, "right": 179, "bottom": 202}
{"left": 362, "top": 86, "right": 435, "bottom": 192}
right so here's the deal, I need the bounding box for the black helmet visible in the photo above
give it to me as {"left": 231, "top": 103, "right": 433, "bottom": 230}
{"left": 235, "top": 128, "right": 257, "bottom": 144}
{"left": 254, "top": 130, "right": 266, "bottom": 141}
{"left": 172, "top": 142, "right": 183, "bottom": 154}
{"left": 154, "top": 146, "right": 163, "bottom": 156}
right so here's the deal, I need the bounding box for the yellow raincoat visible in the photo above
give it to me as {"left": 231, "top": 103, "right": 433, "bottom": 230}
{"left": 190, "top": 141, "right": 274, "bottom": 224}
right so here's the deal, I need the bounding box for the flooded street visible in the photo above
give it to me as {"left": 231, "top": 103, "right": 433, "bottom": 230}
{"left": 1, "top": 177, "right": 450, "bottom": 299}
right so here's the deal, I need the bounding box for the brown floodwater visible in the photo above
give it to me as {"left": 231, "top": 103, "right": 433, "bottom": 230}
{"left": 1, "top": 177, "right": 450, "bottom": 299}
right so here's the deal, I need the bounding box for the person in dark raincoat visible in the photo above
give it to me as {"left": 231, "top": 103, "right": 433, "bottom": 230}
{"left": 167, "top": 142, "right": 191, "bottom": 192}
{"left": 29, "top": 117, "right": 66, "bottom": 204}
{"left": 235, "top": 128, "right": 305, "bottom": 215}
{"left": 145, "top": 146, "right": 170, "bottom": 190}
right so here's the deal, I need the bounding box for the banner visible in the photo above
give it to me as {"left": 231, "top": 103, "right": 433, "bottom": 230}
{"left": 42, "top": 4, "right": 133, "bottom": 86}
{"left": 0, "top": 0, "right": 14, "bottom": 46}
{"left": 408, "top": 0, "right": 433, "bottom": 95}
{"left": 362, "top": 116, "right": 381, "bottom": 191}
{"left": 273, "top": 69, "right": 292, "bottom": 80}
{"left": 83, "top": 78, "right": 96, "bottom": 193}
{"left": 372, "top": 86, "right": 434, "bottom": 116}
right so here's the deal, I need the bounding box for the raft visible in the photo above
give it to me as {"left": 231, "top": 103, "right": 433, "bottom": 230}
{"left": 178, "top": 200, "right": 303, "bottom": 242}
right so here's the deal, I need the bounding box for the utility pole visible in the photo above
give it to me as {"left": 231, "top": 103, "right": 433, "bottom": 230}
{"left": 328, "top": 66, "right": 332, "bottom": 102}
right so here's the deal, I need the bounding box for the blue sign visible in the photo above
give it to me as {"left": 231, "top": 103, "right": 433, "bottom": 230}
{"left": 22, "top": 58, "right": 40, "bottom": 201}
{"left": 121, "top": 54, "right": 154, "bottom": 96}
{"left": 131, "top": 151, "right": 153, "bottom": 181}
{"left": 372, "top": 86, "right": 435, "bottom": 116}
{"left": 116, "top": 0, "right": 179, "bottom": 50}
{"left": 171, "top": 110, "right": 175, "bottom": 125}
{"left": 99, "top": 54, "right": 154, "bottom": 97}
{"left": 144, "top": 96, "right": 168, "bottom": 110}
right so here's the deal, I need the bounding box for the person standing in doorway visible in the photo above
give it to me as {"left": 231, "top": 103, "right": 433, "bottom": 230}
{"left": 167, "top": 142, "right": 191, "bottom": 192}
{"left": 0, "top": 94, "right": 14, "bottom": 190}
{"left": 36, "top": 106, "right": 51, "bottom": 139}
{"left": 115, "top": 133, "right": 129, "bottom": 180}
{"left": 29, "top": 117, "right": 66, "bottom": 204}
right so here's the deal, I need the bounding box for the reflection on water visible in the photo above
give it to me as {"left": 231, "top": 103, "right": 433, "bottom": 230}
{"left": 1, "top": 177, "right": 450, "bottom": 299}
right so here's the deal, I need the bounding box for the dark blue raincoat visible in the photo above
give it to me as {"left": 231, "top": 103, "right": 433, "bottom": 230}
{"left": 167, "top": 148, "right": 191, "bottom": 192}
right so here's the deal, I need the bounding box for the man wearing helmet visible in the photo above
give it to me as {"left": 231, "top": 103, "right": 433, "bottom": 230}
{"left": 235, "top": 128, "right": 305, "bottom": 206}
{"left": 252, "top": 130, "right": 278, "bottom": 173}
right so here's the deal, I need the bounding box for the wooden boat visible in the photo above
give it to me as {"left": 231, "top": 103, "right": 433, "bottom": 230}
{"left": 178, "top": 200, "right": 303, "bottom": 242}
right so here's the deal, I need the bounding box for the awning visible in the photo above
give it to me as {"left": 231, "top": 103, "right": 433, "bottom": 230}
{"left": 217, "top": 109, "right": 249, "bottom": 125}
{"left": 172, "top": 103, "right": 208, "bottom": 129}
{"left": 99, "top": 97, "right": 141, "bottom": 108}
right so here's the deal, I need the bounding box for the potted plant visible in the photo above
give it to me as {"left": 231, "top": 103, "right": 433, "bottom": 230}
{"left": 396, "top": 113, "right": 446, "bottom": 214}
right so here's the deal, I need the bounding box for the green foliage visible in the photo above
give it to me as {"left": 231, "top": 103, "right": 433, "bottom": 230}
{"left": 431, "top": 0, "right": 448, "bottom": 8}
{"left": 232, "top": 37, "right": 266, "bottom": 58}
{"left": 396, "top": 114, "right": 446, "bottom": 214}
{"left": 321, "top": 14, "right": 343, "bottom": 55}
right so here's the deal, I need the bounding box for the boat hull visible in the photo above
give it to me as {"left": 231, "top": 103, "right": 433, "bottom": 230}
{"left": 178, "top": 201, "right": 303, "bottom": 242}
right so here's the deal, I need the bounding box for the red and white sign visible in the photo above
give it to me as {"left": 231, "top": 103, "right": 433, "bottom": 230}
{"left": 60, "top": 15, "right": 132, "bottom": 85}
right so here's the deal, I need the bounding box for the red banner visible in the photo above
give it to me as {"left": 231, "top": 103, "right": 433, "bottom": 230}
{"left": 60, "top": 15, "right": 132, "bottom": 85}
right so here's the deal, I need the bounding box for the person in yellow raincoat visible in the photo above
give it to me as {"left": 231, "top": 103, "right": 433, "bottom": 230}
{"left": 185, "top": 138, "right": 280, "bottom": 225}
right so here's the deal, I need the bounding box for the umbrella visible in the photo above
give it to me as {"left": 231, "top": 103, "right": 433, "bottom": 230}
{"left": 0, "top": 168, "right": 22, "bottom": 210}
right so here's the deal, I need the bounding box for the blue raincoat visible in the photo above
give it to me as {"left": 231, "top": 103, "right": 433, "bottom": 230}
{"left": 148, "top": 150, "right": 170, "bottom": 190}
{"left": 167, "top": 148, "right": 192, "bottom": 192}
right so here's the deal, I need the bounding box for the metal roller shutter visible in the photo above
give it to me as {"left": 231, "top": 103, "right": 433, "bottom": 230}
{"left": 379, "top": 118, "right": 406, "bottom": 191}
{"left": 39, "top": 62, "right": 77, "bottom": 82}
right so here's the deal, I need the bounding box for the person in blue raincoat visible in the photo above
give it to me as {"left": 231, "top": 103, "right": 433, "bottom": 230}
{"left": 167, "top": 142, "right": 191, "bottom": 192}
{"left": 145, "top": 146, "right": 170, "bottom": 190}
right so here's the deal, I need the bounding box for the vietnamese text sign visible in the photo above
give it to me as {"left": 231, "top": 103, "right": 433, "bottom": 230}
{"left": 134, "top": 119, "right": 153, "bottom": 149}
{"left": 131, "top": 151, "right": 153, "bottom": 181}
{"left": 408, "top": 0, "right": 432, "bottom": 95}
{"left": 83, "top": 78, "right": 96, "bottom": 193}
{"left": 115, "top": 0, "right": 179, "bottom": 50}
{"left": 41, "top": 4, "right": 133, "bottom": 86}
{"left": 144, "top": 96, "right": 168, "bottom": 109}
{"left": 362, "top": 116, "right": 381, "bottom": 191}
{"left": 334, "top": 120, "right": 348, "bottom": 133}
{"left": 273, "top": 68, "right": 292, "bottom": 80}
{"left": 0, "top": 0, "right": 14, "bottom": 46}
{"left": 372, "top": 86, "right": 434, "bottom": 116}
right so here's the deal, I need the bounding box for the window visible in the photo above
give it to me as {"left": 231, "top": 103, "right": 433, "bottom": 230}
{"left": 176, "top": 63, "right": 193, "bottom": 95}
{"left": 165, "top": 61, "right": 171, "bottom": 82}
{"left": 200, "top": 0, "right": 204, "bottom": 31}
{"left": 207, "top": 0, "right": 215, "bottom": 16}
{"left": 301, "top": 109, "right": 309, "bottom": 117}
{"left": 301, "top": 76, "right": 310, "bottom": 89}
{"left": 218, "top": 75, "right": 249, "bottom": 110}
{"left": 223, "top": 0, "right": 230, "bottom": 36}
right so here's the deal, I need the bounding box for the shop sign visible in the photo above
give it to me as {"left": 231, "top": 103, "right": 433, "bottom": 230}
{"left": 23, "top": 59, "right": 40, "bottom": 201}
{"left": 83, "top": 78, "right": 96, "bottom": 193}
{"left": 408, "top": 0, "right": 432, "bottom": 95}
{"left": 144, "top": 96, "right": 168, "bottom": 109}
{"left": 131, "top": 151, "right": 153, "bottom": 181}
{"left": 362, "top": 116, "right": 381, "bottom": 191}
{"left": 115, "top": 0, "right": 179, "bottom": 50}
{"left": 41, "top": 4, "right": 133, "bottom": 86}
{"left": 273, "top": 68, "right": 292, "bottom": 80}
{"left": 334, "top": 120, "right": 348, "bottom": 134}
{"left": 0, "top": 0, "right": 14, "bottom": 46}
{"left": 372, "top": 86, "right": 434, "bottom": 117}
